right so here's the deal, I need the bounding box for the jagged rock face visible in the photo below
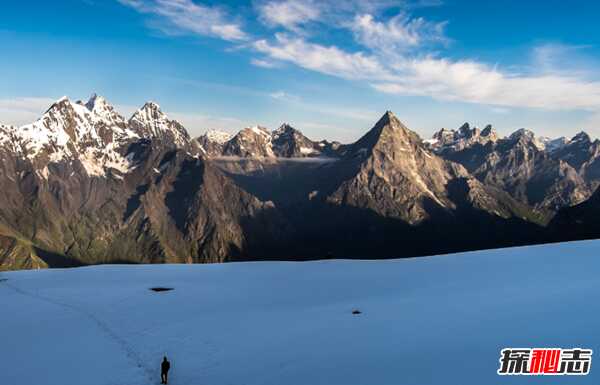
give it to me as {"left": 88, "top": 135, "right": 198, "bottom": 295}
{"left": 552, "top": 132, "right": 600, "bottom": 189}
{"left": 0, "top": 140, "right": 281, "bottom": 269}
{"left": 427, "top": 123, "right": 498, "bottom": 153}
{"left": 196, "top": 130, "right": 233, "bottom": 157}
{"left": 539, "top": 136, "right": 569, "bottom": 152}
{"left": 508, "top": 129, "right": 547, "bottom": 150}
{"left": 553, "top": 132, "right": 594, "bottom": 169}
{"left": 324, "top": 112, "right": 535, "bottom": 225}
{"left": 211, "top": 111, "right": 544, "bottom": 261}
{"left": 433, "top": 127, "right": 590, "bottom": 210}
{"left": 201, "top": 124, "right": 345, "bottom": 159}
{"left": 549, "top": 186, "right": 600, "bottom": 242}
{"left": 328, "top": 112, "right": 462, "bottom": 223}
{"left": 129, "top": 102, "right": 191, "bottom": 149}
{"left": 271, "top": 124, "right": 321, "bottom": 157}
{"left": 478, "top": 133, "right": 588, "bottom": 208}
{"left": 1, "top": 96, "right": 596, "bottom": 269}
{"left": 222, "top": 126, "right": 275, "bottom": 157}
{"left": 0, "top": 233, "right": 48, "bottom": 271}
{"left": 0, "top": 95, "right": 284, "bottom": 270}
{"left": 0, "top": 96, "right": 138, "bottom": 178}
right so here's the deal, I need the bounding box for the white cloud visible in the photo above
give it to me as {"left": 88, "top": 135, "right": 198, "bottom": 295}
{"left": 254, "top": 33, "right": 389, "bottom": 80}
{"left": 114, "top": 1, "right": 600, "bottom": 117}
{"left": 269, "top": 91, "right": 298, "bottom": 101}
{"left": 254, "top": 0, "right": 415, "bottom": 34}
{"left": 257, "top": 0, "right": 321, "bottom": 32}
{"left": 118, "top": 0, "right": 247, "bottom": 41}
{"left": 350, "top": 13, "right": 447, "bottom": 54}
{"left": 250, "top": 58, "right": 282, "bottom": 68}
{"left": 252, "top": 25, "right": 600, "bottom": 112}
{"left": 0, "top": 97, "right": 57, "bottom": 126}
{"left": 374, "top": 57, "right": 600, "bottom": 111}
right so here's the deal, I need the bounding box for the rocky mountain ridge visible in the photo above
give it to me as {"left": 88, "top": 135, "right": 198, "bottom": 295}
{"left": 425, "top": 123, "right": 598, "bottom": 209}
{"left": 0, "top": 94, "right": 598, "bottom": 270}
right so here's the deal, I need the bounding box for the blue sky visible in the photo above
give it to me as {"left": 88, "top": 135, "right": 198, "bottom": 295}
{"left": 1, "top": 0, "right": 600, "bottom": 142}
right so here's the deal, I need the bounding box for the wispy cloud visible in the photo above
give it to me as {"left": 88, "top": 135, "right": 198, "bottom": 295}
{"left": 252, "top": 22, "right": 600, "bottom": 112}
{"left": 0, "top": 97, "right": 57, "bottom": 126}
{"left": 373, "top": 56, "right": 600, "bottom": 110}
{"left": 350, "top": 13, "right": 448, "bottom": 54}
{"left": 268, "top": 90, "right": 378, "bottom": 122}
{"left": 254, "top": 33, "right": 388, "bottom": 80}
{"left": 117, "top": 0, "right": 600, "bottom": 115}
{"left": 118, "top": 0, "right": 247, "bottom": 41}
{"left": 269, "top": 90, "right": 298, "bottom": 101}
{"left": 250, "top": 58, "right": 282, "bottom": 68}
{"left": 256, "top": 0, "right": 321, "bottom": 33}
{"left": 254, "top": 0, "right": 417, "bottom": 34}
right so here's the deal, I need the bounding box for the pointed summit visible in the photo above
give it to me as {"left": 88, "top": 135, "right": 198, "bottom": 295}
{"left": 84, "top": 93, "right": 113, "bottom": 113}
{"left": 375, "top": 111, "right": 407, "bottom": 131}
{"left": 81, "top": 94, "right": 127, "bottom": 129}
{"left": 271, "top": 123, "right": 321, "bottom": 157}
{"left": 458, "top": 122, "right": 471, "bottom": 133}
{"left": 44, "top": 96, "right": 72, "bottom": 113}
{"left": 349, "top": 110, "right": 418, "bottom": 157}
{"left": 572, "top": 131, "right": 591, "bottom": 143}
{"left": 274, "top": 123, "right": 295, "bottom": 135}
{"left": 509, "top": 128, "right": 536, "bottom": 140}
{"left": 141, "top": 101, "right": 162, "bottom": 111}
{"left": 129, "top": 101, "right": 190, "bottom": 148}
{"left": 55, "top": 95, "right": 70, "bottom": 104}
{"left": 481, "top": 124, "right": 495, "bottom": 136}
{"left": 130, "top": 101, "right": 168, "bottom": 126}
{"left": 84, "top": 93, "right": 99, "bottom": 110}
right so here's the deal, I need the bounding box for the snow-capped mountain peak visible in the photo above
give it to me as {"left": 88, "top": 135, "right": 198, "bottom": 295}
{"left": 509, "top": 128, "right": 549, "bottom": 150}
{"left": 538, "top": 136, "right": 569, "bottom": 152}
{"left": 0, "top": 95, "right": 144, "bottom": 178}
{"left": 203, "top": 130, "right": 232, "bottom": 144}
{"left": 248, "top": 125, "right": 271, "bottom": 136}
{"left": 273, "top": 123, "right": 294, "bottom": 136}
{"left": 509, "top": 128, "right": 535, "bottom": 140}
{"left": 428, "top": 122, "right": 497, "bottom": 153}
{"left": 79, "top": 93, "right": 129, "bottom": 131}
{"left": 128, "top": 101, "right": 190, "bottom": 148}
{"left": 221, "top": 125, "right": 275, "bottom": 157}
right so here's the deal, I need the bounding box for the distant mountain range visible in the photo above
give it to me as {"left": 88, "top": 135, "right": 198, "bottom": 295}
{"left": 0, "top": 94, "right": 598, "bottom": 270}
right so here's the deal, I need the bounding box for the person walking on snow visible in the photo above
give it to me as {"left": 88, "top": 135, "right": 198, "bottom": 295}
{"left": 161, "top": 356, "right": 171, "bottom": 384}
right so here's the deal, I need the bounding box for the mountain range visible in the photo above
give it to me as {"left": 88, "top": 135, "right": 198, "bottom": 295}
{"left": 1, "top": 94, "right": 598, "bottom": 270}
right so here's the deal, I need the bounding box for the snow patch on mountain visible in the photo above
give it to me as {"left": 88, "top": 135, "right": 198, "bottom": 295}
{"left": 203, "top": 130, "right": 232, "bottom": 144}
{"left": 128, "top": 102, "right": 190, "bottom": 148}
{"left": 0, "top": 95, "right": 183, "bottom": 178}
{"left": 250, "top": 125, "right": 270, "bottom": 136}
{"left": 427, "top": 123, "right": 497, "bottom": 153}
{"left": 539, "top": 136, "right": 569, "bottom": 152}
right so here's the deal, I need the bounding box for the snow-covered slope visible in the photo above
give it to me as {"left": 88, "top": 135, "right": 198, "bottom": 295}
{"left": 0, "top": 94, "right": 197, "bottom": 178}
{"left": 222, "top": 125, "right": 276, "bottom": 157}
{"left": 2, "top": 240, "right": 599, "bottom": 385}
{"left": 204, "top": 130, "right": 232, "bottom": 144}
{"left": 0, "top": 95, "right": 139, "bottom": 176}
{"left": 128, "top": 101, "right": 191, "bottom": 148}
{"left": 196, "top": 130, "right": 233, "bottom": 157}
